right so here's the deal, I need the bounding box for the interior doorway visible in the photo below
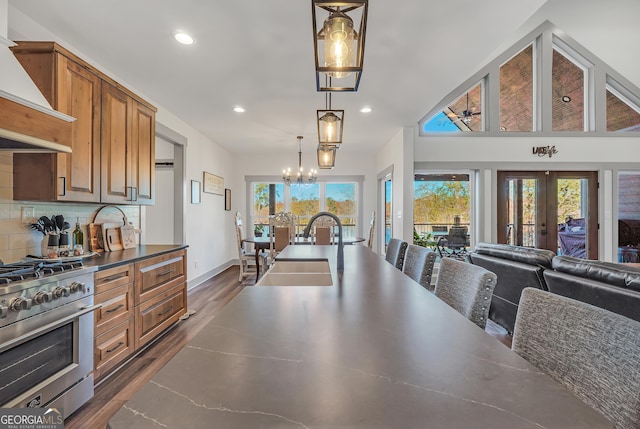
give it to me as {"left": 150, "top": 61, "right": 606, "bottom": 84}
{"left": 497, "top": 170, "right": 598, "bottom": 259}
{"left": 142, "top": 123, "right": 186, "bottom": 245}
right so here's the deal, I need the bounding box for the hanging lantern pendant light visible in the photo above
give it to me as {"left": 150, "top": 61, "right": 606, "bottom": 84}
{"left": 317, "top": 92, "right": 344, "bottom": 145}
{"left": 312, "top": 0, "right": 368, "bottom": 92}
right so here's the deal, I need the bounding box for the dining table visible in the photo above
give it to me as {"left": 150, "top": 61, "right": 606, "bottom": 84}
{"left": 242, "top": 235, "right": 366, "bottom": 279}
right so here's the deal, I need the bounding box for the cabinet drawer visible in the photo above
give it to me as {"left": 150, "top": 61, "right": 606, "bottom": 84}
{"left": 135, "top": 250, "right": 186, "bottom": 305}
{"left": 135, "top": 284, "right": 186, "bottom": 349}
{"left": 95, "top": 263, "right": 134, "bottom": 295}
{"left": 94, "top": 284, "right": 133, "bottom": 336}
{"left": 94, "top": 318, "right": 134, "bottom": 381}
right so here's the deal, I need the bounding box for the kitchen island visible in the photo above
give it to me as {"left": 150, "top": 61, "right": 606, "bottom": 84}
{"left": 108, "top": 245, "right": 611, "bottom": 428}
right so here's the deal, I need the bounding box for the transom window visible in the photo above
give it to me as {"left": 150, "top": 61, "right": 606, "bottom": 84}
{"left": 419, "top": 21, "right": 640, "bottom": 135}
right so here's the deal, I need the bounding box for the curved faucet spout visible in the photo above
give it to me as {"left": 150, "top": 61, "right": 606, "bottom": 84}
{"left": 303, "top": 212, "right": 344, "bottom": 272}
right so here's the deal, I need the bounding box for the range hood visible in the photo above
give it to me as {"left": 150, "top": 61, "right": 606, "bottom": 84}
{"left": 0, "top": 3, "right": 73, "bottom": 153}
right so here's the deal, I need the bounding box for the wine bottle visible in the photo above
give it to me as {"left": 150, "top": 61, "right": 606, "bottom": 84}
{"left": 73, "top": 218, "right": 84, "bottom": 255}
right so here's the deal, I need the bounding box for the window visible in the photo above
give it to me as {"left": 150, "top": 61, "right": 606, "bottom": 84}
{"left": 607, "top": 83, "right": 640, "bottom": 131}
{"left": 422, "top": 83, "right": 483, "bottom": 133}
{"left": 500, "top": 44, "right": 534, "bottom": 132}
{"left": 413, "top": 173, "right": 471, "bottom": 240}
{"left": 617, "top": 172, "right": 640, "bottom": 263}
{"left": 419, "top": 22, "right": 640, "bottom": 135}
{"left": 250, "top": 181, "right": 359, "bottom": 238}
{"left": 552, "top": 48, "right": 586, "bottom": 131}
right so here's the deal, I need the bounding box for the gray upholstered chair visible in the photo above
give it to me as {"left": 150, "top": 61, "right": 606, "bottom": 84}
{"left": 385, "top": 238, "right": 408, "bottom": 270}
{"left": 433, "top": 258, "right": 497, "bottom": 328}
{"left": 402, "top": 244, "right": 437, "bottom": 290}
{"left": 513, "top": 288, "right": 640, "bottom": 429}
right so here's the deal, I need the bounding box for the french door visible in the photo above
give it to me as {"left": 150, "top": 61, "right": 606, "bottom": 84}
{"left": 497, "top": 171, "right": 598, "bottom": 259}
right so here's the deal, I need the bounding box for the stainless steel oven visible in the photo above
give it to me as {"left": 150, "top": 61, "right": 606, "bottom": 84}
{"left": 0, "top": 262, "right": 98, "bottom": 417}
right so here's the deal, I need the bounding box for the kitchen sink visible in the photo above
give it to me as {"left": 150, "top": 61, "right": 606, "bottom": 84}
{"left": 256, "top": 260, "right": 333, "bottom": 286}
{"left": 256, "top": 272, "right": 333, "bottom": 286}
{"left": 267, "top": 260, "right": 331, "bottom": 274}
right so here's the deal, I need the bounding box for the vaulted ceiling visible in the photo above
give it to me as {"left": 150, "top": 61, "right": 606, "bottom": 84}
{"left": 8, "top": 0, "right": 549, "bottom": 155}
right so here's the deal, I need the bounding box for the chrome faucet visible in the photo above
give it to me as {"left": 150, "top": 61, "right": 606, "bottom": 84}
{"left": 303, "top": 212, "right": 344, "bottom": 272}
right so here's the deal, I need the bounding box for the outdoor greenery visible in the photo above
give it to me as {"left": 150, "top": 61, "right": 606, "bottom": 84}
{"left": 414, "top": 180, "right": 470, "bottom": 226}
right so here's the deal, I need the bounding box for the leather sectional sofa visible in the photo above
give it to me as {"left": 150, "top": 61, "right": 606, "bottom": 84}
{"left": 468, "top": 243, "right": 555, "bottom": 334}
{"left": 543, "top": 255, "right": 640, "bottom": 323}
{"left": 469, "top": 243, "right": 640, "bottom": 333}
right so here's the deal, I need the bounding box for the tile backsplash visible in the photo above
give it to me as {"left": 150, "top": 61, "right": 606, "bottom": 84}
{"left": 0, "top": 153, "right": 140, "bottom": 263}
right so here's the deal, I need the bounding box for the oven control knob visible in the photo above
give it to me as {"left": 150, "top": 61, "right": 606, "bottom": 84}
{"left": 52, "top": 286, "right": 70, "bottom": 299}
{"left": 9, "top": 297, "right": 32, "bottom": 311}
{"left": 69, "top": 281, "right": 85, "bottom": 293}
{"left": 33, "top": 291, "right": 53, "bottom": 304}
{"left": 0, "top": 304, "right": 7, "bottom": 319}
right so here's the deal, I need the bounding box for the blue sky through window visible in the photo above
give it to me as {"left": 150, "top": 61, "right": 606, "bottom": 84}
{"left": 423, "top": 111, "right": 461, "bottom": 133}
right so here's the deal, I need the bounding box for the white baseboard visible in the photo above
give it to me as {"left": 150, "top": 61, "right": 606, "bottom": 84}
{"left": 187, "top": 260, "right": 236, "bottom": 290}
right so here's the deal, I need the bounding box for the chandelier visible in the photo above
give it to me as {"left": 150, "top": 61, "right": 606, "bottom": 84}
{"left": 283, "top": 136, "right": 317, "bottom": 184}
{"left": 312, "top": 0, "right": 368, "bottom": 92}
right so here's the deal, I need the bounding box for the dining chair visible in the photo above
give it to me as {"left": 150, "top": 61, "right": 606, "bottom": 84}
{"left": 312, "top": 215, "right": 336, "bottom": 245}
{"left": 367, "top": 211, "right": 375, "bottom": 249}
{"left": 268, "top": 212, "right": 295, "bottom": 263}
{"left": 433, "top": 258, "right": 497, "bottom": 329}
{"left": 385, "top": 238, "right": 408, "bottom": 270}
{"left": 402, "top": 244, "right": 437, "bottom": 290}
{"left": 513, "top": 287, "right": 640, "bottom": 429}
{"left": 233, "top": 212, "right": 264, "bottom": 282}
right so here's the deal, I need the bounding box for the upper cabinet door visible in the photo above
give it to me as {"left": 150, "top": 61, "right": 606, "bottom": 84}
{"left": 101, "top": 82, "right": 156, "bottom": 205}
{"left": 101, "top": 81, "right": 132, "bottom": 204}
{"left": 131, "top": 101, "right": 155, "bottom": 204}
{"left": 56, "top": 55, "right": 101, "bottom": 202}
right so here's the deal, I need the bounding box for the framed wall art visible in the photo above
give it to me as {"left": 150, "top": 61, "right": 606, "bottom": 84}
{"left": 224, "top": 188, "right": 231, "bottom": 211}
{"left": 191, "top": 180, "right": 201, "bottom": 204}
{"left": 203, "top": 172, "right": 224, "bottom": 195}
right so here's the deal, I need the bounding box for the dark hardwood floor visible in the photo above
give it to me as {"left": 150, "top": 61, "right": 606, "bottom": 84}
{"left": 64, "top": 265, "right": 511, "bottom": 429}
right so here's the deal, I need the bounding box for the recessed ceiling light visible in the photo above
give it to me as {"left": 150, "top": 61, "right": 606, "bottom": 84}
{"left": 174, "top": 32, "right": 195, "bottom": 45}
{"left": 360, "top": 106, "right": 372, "bottom": 113}
{"left": 233, "top": 106, "right": 246, "bottom": 113}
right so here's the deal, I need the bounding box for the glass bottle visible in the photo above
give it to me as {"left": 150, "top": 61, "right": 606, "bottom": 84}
{"left": 73, "top": 218, "right": 84, "bottom": 255}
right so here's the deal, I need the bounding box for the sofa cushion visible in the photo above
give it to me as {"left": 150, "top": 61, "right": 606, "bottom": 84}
{"left": 474, "top": 242, "right": 555, "bottom": 268}
{"left": 551, "top": 255, "right": 640, "bottom": 292}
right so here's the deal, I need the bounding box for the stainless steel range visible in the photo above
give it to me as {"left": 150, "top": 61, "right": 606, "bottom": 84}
{"left": 0, "top": 260, "right": 98, "bottom": 418}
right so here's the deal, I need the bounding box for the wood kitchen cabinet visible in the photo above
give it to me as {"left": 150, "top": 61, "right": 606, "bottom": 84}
{"left": 101, "top": 82, "right": 155, "bottom": 205}
{"left": 12, "top": 43, "right": 101, "bottom": 202}
{"left": 92, "top": 249, "right": 187, "bottom": 381}
{"left": 11, "top": 41, "right": 156, "bottom": 205}
{"left": 93, "top": 263, "right": 135, "bottom": 381}
{"left": 134, "top": 249, "right": 187, "bottom": 349}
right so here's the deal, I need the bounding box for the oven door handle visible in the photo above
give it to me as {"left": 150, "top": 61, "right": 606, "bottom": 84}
{"left": 0, "top": 304, "right": 102, "bottom": 352}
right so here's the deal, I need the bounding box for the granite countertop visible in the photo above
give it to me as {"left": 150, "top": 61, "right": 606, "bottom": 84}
{"left": 109, "top": 245, "right": 612, "bottom": 429}
{"left": 81, "top": 244, "right": 188, "bottom": 270}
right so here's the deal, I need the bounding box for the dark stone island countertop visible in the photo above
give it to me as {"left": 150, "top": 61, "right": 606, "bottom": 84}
{"left": 108, "top": 245, "right": 612, "bottom": 429}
